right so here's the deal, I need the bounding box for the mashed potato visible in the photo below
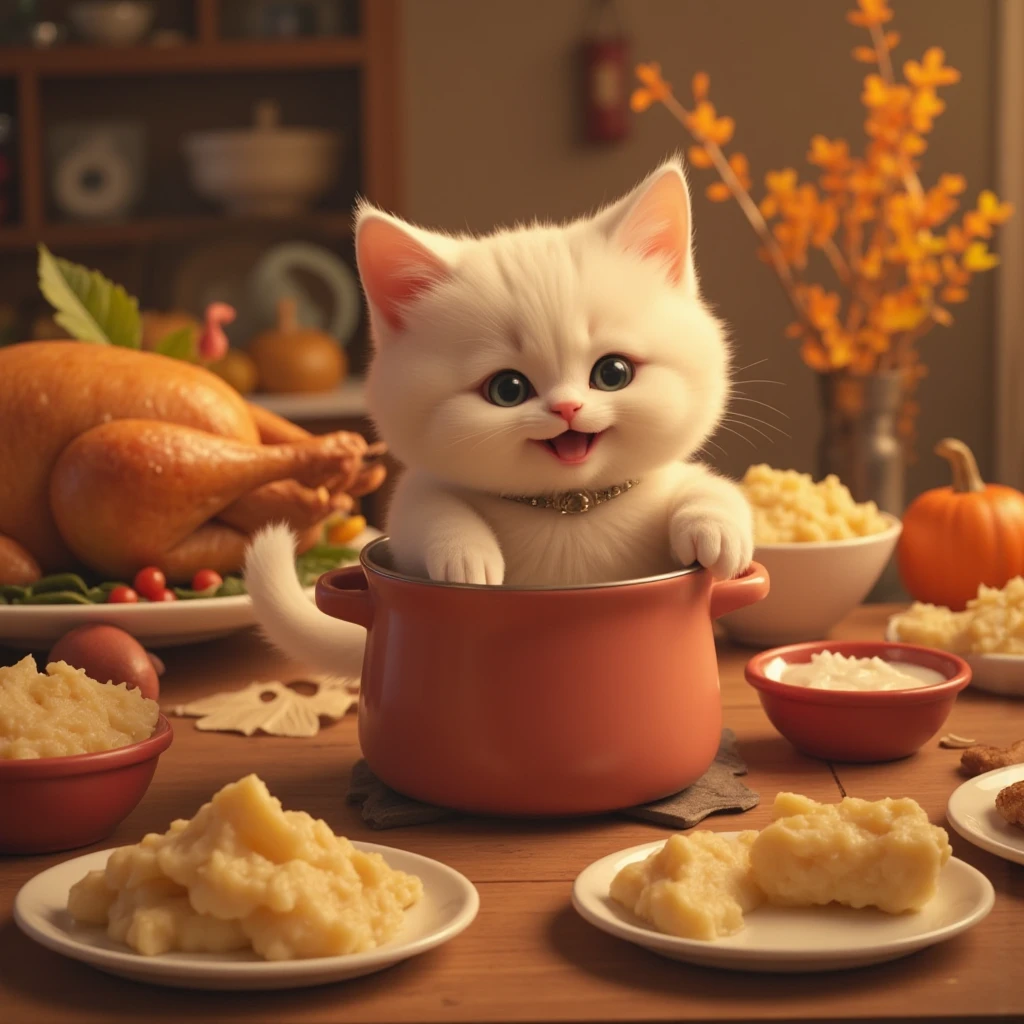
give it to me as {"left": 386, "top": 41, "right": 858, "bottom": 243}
{"left": 892, "top": 576, "right": 1024, "bottom": 655}
{"left": 68, "top": 774, "right": 423, "bottom": 960}
{"left": 750, "top": 793, "right": 951, "bottom": 914}
{"left": 0, "top": 655, "right": 158, "bottom": 759}
{"left": 610, "top": 831, "right": 762, "bottom": 941}
{"left": 609, "top": 792, "right": 950, "bottom": 941}
{"left": 740, "top": 464, "right": 891, "bottom": 543}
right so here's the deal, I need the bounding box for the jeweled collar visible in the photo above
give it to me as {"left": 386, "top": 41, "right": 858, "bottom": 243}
{"left": 500, "top": 479, "right": 640, "bottom": 515}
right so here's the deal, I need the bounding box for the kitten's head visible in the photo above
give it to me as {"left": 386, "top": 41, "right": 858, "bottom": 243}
{"left": 357, "top": 158, "right": 730, "bottom": 495}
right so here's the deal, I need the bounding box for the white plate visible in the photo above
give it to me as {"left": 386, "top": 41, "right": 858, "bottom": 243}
{"left": 886, "top": 619, "right": 1024, "bottom": 698}
{"left": 571, "top": 834, "right": 995, "bottom": 972}
{"left": 0, "top": 528, "right": 379, "bottom": 651}
{"left": 947, "top": 764, "right": 1024, "bottom": 866}
{"left": 14, "top": 842, "right": 479, "bottom": 991}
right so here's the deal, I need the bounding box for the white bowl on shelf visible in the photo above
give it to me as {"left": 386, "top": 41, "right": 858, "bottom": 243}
{"left": 720, "top": 515, "right": 902, "bottom": 647}
{"left": 183, "top": 100, "right": 342, "bottom": 217}
{"left": 69, "top": 2, "right": 155, "bottom": 46}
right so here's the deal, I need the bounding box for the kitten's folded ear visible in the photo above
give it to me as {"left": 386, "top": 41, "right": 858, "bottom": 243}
{"left": 596, "top": 158, "right": 696, "bottom": 292}
{"left": 355, "top": 203, "right": 451, "bottom": 333}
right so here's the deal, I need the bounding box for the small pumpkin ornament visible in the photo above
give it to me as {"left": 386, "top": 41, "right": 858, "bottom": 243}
{"left": 897, "top": 438, "right": 1024, "bottom": 610}
{"left": 247, "top": 297, "right": 346, "bottom": 394}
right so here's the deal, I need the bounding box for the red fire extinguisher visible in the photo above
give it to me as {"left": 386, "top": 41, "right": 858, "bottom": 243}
{"left": 580, "top": 0, "right": 630, "bottom": 144}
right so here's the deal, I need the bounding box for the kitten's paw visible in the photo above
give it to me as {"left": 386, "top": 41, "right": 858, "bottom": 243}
{"left": 425, "top": 541, "right": 505, "bottom": 586}
{"left": 671, "top": 509, "right": 754, "bottom": 581}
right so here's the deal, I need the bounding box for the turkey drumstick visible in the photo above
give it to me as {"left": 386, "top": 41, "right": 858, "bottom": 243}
{"left": 50, "top": 419, "right": 371, "bottom": 580}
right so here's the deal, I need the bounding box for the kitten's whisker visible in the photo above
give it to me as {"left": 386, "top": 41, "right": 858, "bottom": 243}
{"left": 462, "top": 425, "right": 527, "bottom": 451}
{"left": 727, "top": 412, "right": 790, "bottom": 438}
{"left": 697, "top": 436, "right": 728, "bottom": 458}
{"left": 730, "top": 396, "right": 790, "bottom": 418}
{"left": 453, "top": 421, "right": 538, "bottom": 452}
{"left": 715, "top": 424, "right": 758, "bottom": 449}
{"left": 723, "top": 418, "right": 778, "bottom": 444}
{"left": 732, "top": 358, "right": 768, "bottom": 375}
{"left": 730, "top": 378, "right": 786, "bottom": 387}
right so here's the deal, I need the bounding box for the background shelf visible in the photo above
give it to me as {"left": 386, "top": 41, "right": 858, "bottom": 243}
{"left": 0, "top": 37, "right": 365, "bottom": 77}
{"left": 0, "top": 211, "right": 355, "bottom": 250}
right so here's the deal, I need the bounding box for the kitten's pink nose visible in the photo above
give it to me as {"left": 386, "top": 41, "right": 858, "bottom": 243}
{"left": 550, "top": 401, "right": 582, "bottom": 423}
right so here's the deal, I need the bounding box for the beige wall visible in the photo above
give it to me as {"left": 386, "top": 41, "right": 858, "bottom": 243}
{"left": 400, "top": 0, "right": 998, "bottom": 499}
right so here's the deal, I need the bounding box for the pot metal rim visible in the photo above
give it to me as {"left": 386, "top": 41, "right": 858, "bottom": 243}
{"left": 359, "top": 536, "right": 705, "bottom": 592}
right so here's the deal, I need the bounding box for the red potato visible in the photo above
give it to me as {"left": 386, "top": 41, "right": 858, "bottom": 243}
{"left": 48, "top": 624, "right": 160, "bottom": 700}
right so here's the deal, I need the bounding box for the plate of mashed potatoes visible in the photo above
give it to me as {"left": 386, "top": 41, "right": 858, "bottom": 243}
{"left": 572, "top": 792, "right": 993, "bottom": 972}
{"left": 14, "top": 775, "right": 479, "bottom": 990}
{"left": 888, "top": 576, "right": 1024, "bottom": 697}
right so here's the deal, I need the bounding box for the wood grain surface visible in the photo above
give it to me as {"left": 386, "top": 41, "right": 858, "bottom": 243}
{"left": 1, "top": 604, "right": 1021, "bottom": 1023}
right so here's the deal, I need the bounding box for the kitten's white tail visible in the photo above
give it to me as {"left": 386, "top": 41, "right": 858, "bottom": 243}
{"left": 243, "top": 523, "right": 364, "bottom": 680}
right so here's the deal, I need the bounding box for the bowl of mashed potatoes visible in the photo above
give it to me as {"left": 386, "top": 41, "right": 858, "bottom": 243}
{"left": 888, "top": 576, "right": 1024, "bottom": 697}
{"left": 744, "top": 640, "right": 970, "bottom": 762}
{"left": 720, "top": 464, "right": 902, "bottom": 647}
{"left": 0, "top": 655, "right": 171, "bottom": 855}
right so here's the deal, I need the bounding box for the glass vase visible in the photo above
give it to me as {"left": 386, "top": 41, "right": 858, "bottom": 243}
{"left": 817, "top": 371, "right": 905, "bottom": 601}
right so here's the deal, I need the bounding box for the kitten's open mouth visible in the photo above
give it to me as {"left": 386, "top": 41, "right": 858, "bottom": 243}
{"left": 534, "top": 429, "right": 603, "bottom": 465}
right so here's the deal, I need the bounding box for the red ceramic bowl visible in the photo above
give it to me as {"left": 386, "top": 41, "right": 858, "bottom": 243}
{"left": 0, "top": 714, "right": 173, "bottom": 855}
{"left": 744, "top": 641, "right": 971, "bottom": 763}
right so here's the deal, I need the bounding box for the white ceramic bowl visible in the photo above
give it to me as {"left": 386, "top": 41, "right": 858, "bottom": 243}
{"left": 184, "top": 102, "right": 341, "bottom": 217}
{"left": 69, "top": 2, "right": 155, "bottom": 46}
{"left": 886, "top": 619, "right": 1024, "bottom": 698}
{"left": 720, "top": 514, "right": 902, "bottom": 647}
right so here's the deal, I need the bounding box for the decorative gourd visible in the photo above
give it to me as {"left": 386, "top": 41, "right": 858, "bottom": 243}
{"left": 897, "top": 438, "right": 1024, "bottom": 610}
{"left": 247, "top": 297, "right": 346, "bottom": 394}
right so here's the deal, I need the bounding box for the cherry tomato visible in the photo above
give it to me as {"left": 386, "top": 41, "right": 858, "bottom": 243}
{"left": 107, "top": 586, "right": 139, "bottom": 604}
{"left": 157, "top": 588, "right": 177, "bottom": 602}
{"left": 191, "top": 568, "right": 223, "bottom": 592}
{"left": 133, "top": 566, "right": 166, "bottom": 602}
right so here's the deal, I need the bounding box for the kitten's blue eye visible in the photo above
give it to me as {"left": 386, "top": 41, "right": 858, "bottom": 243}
{"left": 485, "top": 370, "right": 532, "bottom": 407}
{"left": 590, "top": 355, "right": 634, "bottom": 391}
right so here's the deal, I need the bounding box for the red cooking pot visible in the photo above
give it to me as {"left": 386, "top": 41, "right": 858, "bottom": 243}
{"left": 316, "top": 539, "right": 769, "bottom": 816}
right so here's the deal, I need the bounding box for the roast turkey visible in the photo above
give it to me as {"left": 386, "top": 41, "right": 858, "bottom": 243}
{"left": 0, "top": 341, "right": 383, "bottom": 584}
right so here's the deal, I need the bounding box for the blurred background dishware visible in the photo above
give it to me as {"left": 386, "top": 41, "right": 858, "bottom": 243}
{"left": 68, "top": 1, "right": 156, "bottom": 46}
{"left": 183, "top": 99, "right": 341, "bottom": 217}
{"left": 47, "top": 120, "right": 145, "bottom": 221}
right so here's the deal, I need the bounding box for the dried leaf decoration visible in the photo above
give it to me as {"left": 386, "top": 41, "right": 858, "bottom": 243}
{"left": 171, "top": 678, "right": 358, "bottom": 738}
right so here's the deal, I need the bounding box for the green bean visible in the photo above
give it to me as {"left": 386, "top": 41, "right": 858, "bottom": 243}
{"left": 216, "top": 576, "right": 247, "bottom": 598}
{"left": 85, "top": 587, "right": 109, "bottom": 603}
{"left": 20, "top": 590, "right": 94, "bottom": 605}
{"left": 172, "top": 583, "right": 220, "bottom": 600}
{"left": 31, "top": 573, "right": 89, "bottom": 596}
{"left": 0, "top": 584, "right": 30, "bottom": 601}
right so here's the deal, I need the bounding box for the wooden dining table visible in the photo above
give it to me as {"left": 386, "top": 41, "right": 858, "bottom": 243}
{"left": 1, "top": 604, "right": 1022, "bottom": 1024}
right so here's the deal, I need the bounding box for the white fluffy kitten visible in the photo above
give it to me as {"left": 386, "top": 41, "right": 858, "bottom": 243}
{"left": 245, "top": 158, "right": 753, "bottom": 677}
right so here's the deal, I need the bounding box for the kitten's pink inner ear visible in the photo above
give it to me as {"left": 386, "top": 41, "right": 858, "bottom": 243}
{"left": 357, "top": 217, "right": 448, "bottom": 331}
{"left": 614, "top": 172, "right": 690, "bottom": 285}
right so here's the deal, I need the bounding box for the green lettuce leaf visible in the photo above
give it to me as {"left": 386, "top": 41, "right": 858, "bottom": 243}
{"left": 37, "top": 243, "right": 141, "bottom": 348}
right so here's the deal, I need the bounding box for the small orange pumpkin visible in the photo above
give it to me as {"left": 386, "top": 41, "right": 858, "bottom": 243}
{"left": 898, "top": 437, "right": 1024, "bottom": 610}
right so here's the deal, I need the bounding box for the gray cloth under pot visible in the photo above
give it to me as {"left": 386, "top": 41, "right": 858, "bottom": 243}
{"left": 346, "top": 727, "right": 759, "bottom": 829}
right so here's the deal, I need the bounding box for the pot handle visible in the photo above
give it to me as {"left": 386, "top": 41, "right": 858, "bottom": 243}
{"left": 709, "top": 561, "right": 770, "bottom": 620}
{"left": 315, "top": 566, "right": 374, "bottom": 629}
